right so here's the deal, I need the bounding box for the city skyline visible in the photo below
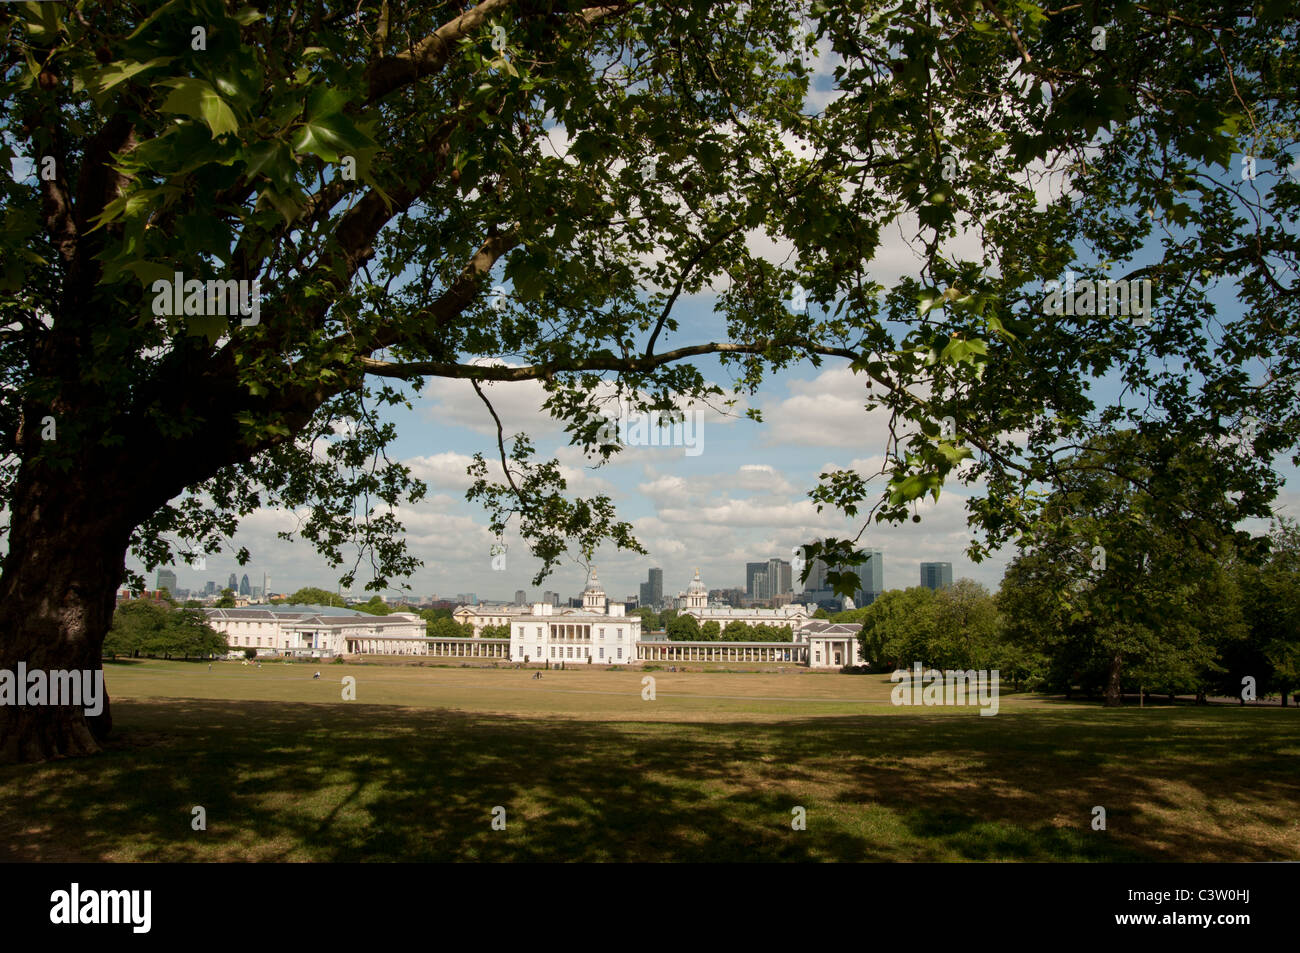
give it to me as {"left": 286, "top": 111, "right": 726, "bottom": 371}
{"left": 145, "top": 546, "right": 986, "bottom": 607}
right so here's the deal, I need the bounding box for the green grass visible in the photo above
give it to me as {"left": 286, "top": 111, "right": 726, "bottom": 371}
{"left": 1, "top": 659, "right": 1296, "bottom": 861}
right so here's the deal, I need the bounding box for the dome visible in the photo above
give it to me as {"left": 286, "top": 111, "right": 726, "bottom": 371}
{"left": 584, "top": 567, "right": 604, "bottom": 592}
{"left": 687, "top": 568, "right": 706, "bottom": 593}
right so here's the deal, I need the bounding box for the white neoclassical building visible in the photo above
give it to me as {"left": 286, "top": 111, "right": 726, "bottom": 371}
{"left": 800, "top": 620, "right": 868, "bottom": 668}
{"left": 453, "top": 604, "right": 531, "bottom": 635}
{"left": 205, "top": 607, "right": 428, "bottom": 657}
{"left": 677, "top": 569, "right": 813, "bottom": 632}
{"left": 509, "top": 569, "right": 641, "bottom": 664}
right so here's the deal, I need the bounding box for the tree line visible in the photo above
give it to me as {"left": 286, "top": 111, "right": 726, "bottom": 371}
{"left": 665, "top": 615, "right": 796, "bottom": 643}
{"left": 844, "top": 519, "right": 1300, "bottom": 706}
{"left": 103, "top": 599, "right": 227, "bottom": 660}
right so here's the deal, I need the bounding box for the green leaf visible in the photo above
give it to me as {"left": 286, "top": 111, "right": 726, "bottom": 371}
{"left": 292, "top": 113, "right": 374, "bottom": 163}
{"left": 157, "top": 78, "right": 239, "bottom": 139}
{"left": 88, "top": 57, "right": 176, "bottom": 98}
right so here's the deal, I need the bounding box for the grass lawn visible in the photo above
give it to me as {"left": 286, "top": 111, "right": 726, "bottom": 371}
{"left": 1, "top": 659, "right": 1295, "bottom": 861}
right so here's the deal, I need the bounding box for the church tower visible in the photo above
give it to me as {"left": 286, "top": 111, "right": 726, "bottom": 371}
{"left": 583, "top": 567, "right": 608, "bottom": 612}
{"left": 686, "top": 567, "right": 707, "bottom": 610}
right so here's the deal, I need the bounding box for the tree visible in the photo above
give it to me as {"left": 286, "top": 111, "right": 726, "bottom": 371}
{"left": 103, "top": 600, "right": 227, "bottom": 659}
{"left": 214, "top": 588, "right": 237, "bottom": 608}
{"left": 479, "top": 623, "right": 510, "bottom": 638}
{"left": 426, "top": 616, "right": 474, "bottom": 639}
{"left": 286, "top": 587, "right": 347, "bottom": 607}
{"left": 996, "top": 434, "right": 1249, "bottom": 705}
{"left": 699, "top": 620, "right": 721, "bottom": 641}
{"left": 352, "top": 594, "right": 394, "bottom": 615}
{"left": 924, "top": 580, "right": 1000, "bottom": 671}
{"left": 2, "top": 1, "right": 1295, "bottom": 760}
{"left": 1226, "top": 519, "right": 1300, "bottom": 705}
{"left": 856, "top": 587, "right": 936, "bottom": 671}
{"left": 721, "top": 621, "right": 750, "bottom": 642}
{"left": 632, "top": 608, "right": 660, "bottom": 631}
{"left": 666, "top": 614, "right": 700, "bottom": 642}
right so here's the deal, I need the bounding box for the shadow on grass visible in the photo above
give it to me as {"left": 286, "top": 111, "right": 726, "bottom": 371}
{"left": 0, "top": 699, "right": 1295, "bottom": 862}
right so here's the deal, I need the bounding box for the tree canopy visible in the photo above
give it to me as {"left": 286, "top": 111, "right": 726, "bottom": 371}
{"left": 103, "top": 599, "right": 228, "bottom": 658}
{"left": 1, "top": 0, "right": 1296, "bottom": 761}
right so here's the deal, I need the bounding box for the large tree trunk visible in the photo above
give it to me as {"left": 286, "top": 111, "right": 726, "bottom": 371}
{"left": 0, "top": 464, "right": 133, "bottom": 763}
{"left": 1103, "top": 653, "right": 1124, "bottom": 707}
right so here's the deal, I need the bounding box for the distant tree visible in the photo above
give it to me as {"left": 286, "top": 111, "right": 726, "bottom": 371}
{"left": 632, "top": 608, "right": 661, "bottom": 631}
{"left": 1226, "top": 519, "right": 1300, "bottom": 706}
{"left": 351, "top": 594, "right": 394, "bottom": 615}
{"left": 721, "top": 621, "right": 750, "bottom": 642}
{"left": 425, "top": 616, "right": 474, "bottom": 639}
{"left": 286, "top": 587, "right": 347, "bottom": 607}
{"left": 667, "top": 614, "right": 700, "bottom": 642}
{"left": 831, "top": 607, "right": 871, "bottom": 624}
{"left": 856, "top": 587, "right": 937, "bottom": 670}
{"left": 924, "top": 580, "right": 1000, "bottom": 671}
{"left": 480, "top": 624, "right": 511, "bottom": 638}
{"left": 748, "top": 624, "right": 793, "bottom": 643}
{"left": 215, "top": 588, "right": 237, "bottom": 608}
{"left": 699, "top": 620, "right": 721, "bottom": 641}
{"left": 813, "top": 608, "right": 831, "bottom": 620}
{"left": 104, "top": 600, "right": 226, "bottom": 659}
{"left": 996, "top": 434, "right": 1248, "bottom": 705}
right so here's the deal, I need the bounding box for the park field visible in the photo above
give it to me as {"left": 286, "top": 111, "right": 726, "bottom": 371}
{"left": 1, "top": 659, "right": 1296, "bottom": 862}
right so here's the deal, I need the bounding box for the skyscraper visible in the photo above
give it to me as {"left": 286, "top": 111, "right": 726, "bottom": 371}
{"left": 746, "top": 561, "right": 768, "bottom": 599}
{"left": 239, "top": 574, "right": 251, "bottom": 596}
{"left": 767, "top": 557, "right": 792, "bottom": 596}
{"left": 228, "top": 572, "right": 238, "bottom": 591}
{"left": 204, "top": 581, "right": 216, "bottom": 596}
{"left": 156, "top": 569, "right": 177, "bottom": 594}
{"left": 639, "top": 568, "right": 663, "bottom": 608}
{"left": 515, "top": 589, "right": 527, "bottom": 606}
{"left": 855, "top": 550, "right": 884, "bottom": 606}
{"left": 802, "top": 556, "right": 828, "bottom": 593}
{"left": 920, "top": 562, "right": 953, "bottom": 590}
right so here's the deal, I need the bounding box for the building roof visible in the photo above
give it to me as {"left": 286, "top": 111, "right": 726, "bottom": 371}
{"left": 517, "top": 607, "right": 639, "bottom": 622}
{"left": 205, "top": 608, "right": 422, "bottom": 629}
{"left": 800, "top": 620, "right": 863, "bottom": 636}
{"left": 684, "top": 605, "right": 810, "bottom": 619}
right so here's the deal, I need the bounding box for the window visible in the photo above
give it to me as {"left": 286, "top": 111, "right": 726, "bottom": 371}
{"left": 536, "top": 627, "right": 542, "bottom": 636}
{"left": 616, "top": 628, "right": 623, "bottom": 638}
{"left": 550, "top": 647, "right": 556, "bottom": 658}
{"left": 599, "top": 647, "right": 604, "bottom": 659}
{"left": 599, "top": 628, "right": 605, "bottom": 639}
{"left": 566, "top": 647, "right": 573, "bottom": 658}
{"left": 616, "top": 647, "right": 623, "bottom": 659}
